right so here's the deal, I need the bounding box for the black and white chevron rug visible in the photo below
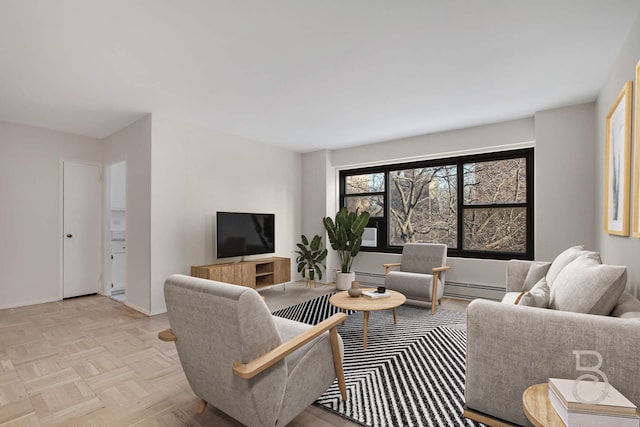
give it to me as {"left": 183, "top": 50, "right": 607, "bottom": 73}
{"left": 273, "top": 294, "right": 483, "bottom": 427}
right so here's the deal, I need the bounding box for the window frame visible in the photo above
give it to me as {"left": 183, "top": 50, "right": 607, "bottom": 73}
{"left": 339, "top": 148, "right": 534, "bottom": 260}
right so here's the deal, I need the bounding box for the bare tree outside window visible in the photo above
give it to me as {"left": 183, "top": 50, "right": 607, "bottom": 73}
{"left": 464, "top": 208, "right": 527, "bottom": 252}
{"left": 463, "top": 158, "right": 527, "bottom": 253}
{"left": 346, "top": 173, "right": 384, "bottom": 194}
{"left": 464, "top": 158, "right": 527, "bottom": 205}
{"left": 389, "top": 166, "right": 457, "bottom": 248}
{"left": 345, "top": 173, "right": 385, "bottom": 217}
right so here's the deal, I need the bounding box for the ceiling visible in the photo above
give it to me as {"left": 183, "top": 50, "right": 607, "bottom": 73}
{"left": 1, "top": 1, "right": 639, "bottom": 153}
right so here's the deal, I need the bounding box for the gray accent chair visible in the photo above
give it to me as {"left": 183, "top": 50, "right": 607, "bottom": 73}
{"left": 159, "top": 274, "right": 347, "bottom": 427}
{"left": 383, "top": 243, "right": 450, "bottom": 314}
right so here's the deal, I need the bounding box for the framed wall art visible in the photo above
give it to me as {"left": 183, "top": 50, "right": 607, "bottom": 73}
{"left": 604, "top": 81, "right": 632, "bottom": 236}
{"left": 634, "top": 61, "right": 640, "bottom": 237}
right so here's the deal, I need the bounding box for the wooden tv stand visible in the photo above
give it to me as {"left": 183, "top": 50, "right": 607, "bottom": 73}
{"left": 190, "top": 257, "right": 291, "bottom": 289}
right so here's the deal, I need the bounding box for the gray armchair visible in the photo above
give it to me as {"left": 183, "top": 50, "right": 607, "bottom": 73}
{"left": 159, "top": 274, "right": 347, "bottom": 426}
{"left": 383, "top": 243, "right": 450, "bottom": 314}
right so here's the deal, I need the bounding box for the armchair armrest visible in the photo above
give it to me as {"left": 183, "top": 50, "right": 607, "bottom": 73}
{"left": 233, "top": 312, "right": 348, "bottom": 400}
{"left": 465, "top": 299, "right": 640, "bottom": 426}
{"left": 383, "top": 262, "right": 401, "bottom": 275}
{"left": 158, "top": 328, "right": 177, "bottom": 342}
{"left": 430, "top": 265, "right": 450, "bottom": 314}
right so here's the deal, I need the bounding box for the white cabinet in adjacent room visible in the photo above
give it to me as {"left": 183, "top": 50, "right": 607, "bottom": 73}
{"left": 110, "top": 240, "right": 126, "bottom": 292}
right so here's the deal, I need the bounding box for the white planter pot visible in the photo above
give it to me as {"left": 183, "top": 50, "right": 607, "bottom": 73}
{"left": 336, "top": 272, "right": 355, "bottom": 291}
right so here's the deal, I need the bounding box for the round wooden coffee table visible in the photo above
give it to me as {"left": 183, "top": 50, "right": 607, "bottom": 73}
{"left": 329, "top": 288, "right": 406, "bottom": 350}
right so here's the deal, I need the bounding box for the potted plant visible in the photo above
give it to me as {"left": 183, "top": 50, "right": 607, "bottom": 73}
{"left": 323, "top": 208, "right": 370, "bottom": 290}
{"left": 294, "top": 234, "right": 327, "bottom": 286}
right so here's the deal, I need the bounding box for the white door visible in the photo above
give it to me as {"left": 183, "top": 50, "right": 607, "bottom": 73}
{"left": 63, "top": 162, "right": 101, "bottom": 298}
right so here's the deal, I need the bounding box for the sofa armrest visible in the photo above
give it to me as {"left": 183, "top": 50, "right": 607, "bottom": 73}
{"left": 466, "top": 299, "right": 640, "bottom": 426}
{"left": 505, "top": 260, "right": 531, "bottom": 293}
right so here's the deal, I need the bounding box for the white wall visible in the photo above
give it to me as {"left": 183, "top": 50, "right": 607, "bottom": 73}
{"left": 304, "top": 111, "right": 599, "bottom": 296}
{"left": 149, "top": 116, "right": 302, "bottom": 314}
{"left": 103, "top": 116, "right": 152, "bottom": 314}
{"left": 332, "top": 118, "right": 535, "bottom": 168}
{"left": 534, "top": 102, "right": 597, "bottom": 260}
{"left": 110, "top": 161, "right": 126, "bottom": 210}
{"left": 596, "top": 12, "right": 640, "bottom": 296}
{"left": 0, "top": 120, "right": 102, "bottom": 309}
{"left": 301, "top": 150, "right": 338, "bottom": 282}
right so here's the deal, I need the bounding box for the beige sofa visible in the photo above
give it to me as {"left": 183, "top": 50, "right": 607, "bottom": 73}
{"left": 465, "top": 247, "right": 640, "bottom": 426}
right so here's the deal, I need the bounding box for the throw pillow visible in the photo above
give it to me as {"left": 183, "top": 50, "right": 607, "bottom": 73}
{"left": 521, "top": 261, "right": 552, "bottom": 291}
{"left": 546, "top": 245, "right": 586, "bottom": 287}
{"left": 550, "top": 253, "right": 627, "bottom": 315}
{"left": 518, "top": 277, "right": 550, "bottom": 308}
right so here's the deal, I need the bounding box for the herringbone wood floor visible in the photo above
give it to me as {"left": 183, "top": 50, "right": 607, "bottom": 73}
{"left": 0, "top": 283, "right": 468, "bottom": 426}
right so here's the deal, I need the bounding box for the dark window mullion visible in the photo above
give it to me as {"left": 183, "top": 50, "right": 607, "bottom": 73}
{"left": 344, "top": 191, "right": 385, "bottom": 197}
{"left": 456, "top": 161, "right": 464, "bottom": 253}
{"left": 461, "top": 203, "right": 528, "bottom": 209}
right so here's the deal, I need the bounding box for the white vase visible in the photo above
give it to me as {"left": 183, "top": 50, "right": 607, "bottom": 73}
{"left": 336, "top": 272, "right": 355, "bottom": 291}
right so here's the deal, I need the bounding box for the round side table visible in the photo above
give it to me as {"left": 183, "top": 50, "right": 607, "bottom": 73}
{"left": 522, "top": 383, "right": 564, "bottom": 427}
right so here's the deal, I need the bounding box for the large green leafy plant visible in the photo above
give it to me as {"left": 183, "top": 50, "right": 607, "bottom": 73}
{"left": 323, "top": 208, "right": 370, "bottom": 273}
{"left": 294, "top": 234, "right": 327, "bottom": 280}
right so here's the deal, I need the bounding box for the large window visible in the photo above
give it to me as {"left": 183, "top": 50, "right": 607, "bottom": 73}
{"left": 339, "top": 148, "right": 534, "bottom": 260}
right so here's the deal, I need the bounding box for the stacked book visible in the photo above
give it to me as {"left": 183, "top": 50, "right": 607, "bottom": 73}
{"left": 362, "top": 290, "right": 390, "bottom": 299}
{"left": 548, "top": 378, "right": 640, "bottom": 427}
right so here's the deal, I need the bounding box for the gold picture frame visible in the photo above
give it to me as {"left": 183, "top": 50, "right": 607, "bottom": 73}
{"left": 604, "top": 81, "right": 632, "bottom": 236}
{"left": 634, "top": 61, "right": 640, "bottom": 237}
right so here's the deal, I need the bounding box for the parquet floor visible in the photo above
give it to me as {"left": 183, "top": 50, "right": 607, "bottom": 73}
{"left": 0, "top": 282, "right": 468, "bottom": 427}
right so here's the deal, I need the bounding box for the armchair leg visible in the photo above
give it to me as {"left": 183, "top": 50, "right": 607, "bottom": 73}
{"left": 197, "top": 399, "right": 207, "bottom": 414}
{"left": 329, "top": 327, "right": 348, "bottom": 401}
{"left": 431, "top": 271, "right": 440, "bottom": 315}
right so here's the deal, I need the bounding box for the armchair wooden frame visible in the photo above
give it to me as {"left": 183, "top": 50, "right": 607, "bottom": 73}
{"left": 383, "top": 263, "right": 451, "bottom": 314}
{"left": 159, "top": 312, "right": 348, "bottom": 414}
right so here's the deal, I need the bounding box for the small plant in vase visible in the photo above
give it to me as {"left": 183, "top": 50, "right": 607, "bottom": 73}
{"left": 294, "top": 234, "right": 327, "bottom": 287}
{"left": 323, "top": 208, "right": 370, "bottom": 290}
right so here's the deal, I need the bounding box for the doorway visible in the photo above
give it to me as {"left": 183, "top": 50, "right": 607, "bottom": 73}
{"left": 63, "top": 161, "right": 102, "bottom": 298}
{"left": 109, "top": 161, "right": 126, "bottom": 302}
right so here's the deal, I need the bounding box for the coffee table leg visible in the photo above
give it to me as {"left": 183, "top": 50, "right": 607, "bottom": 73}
{"left": 363, "top": 311, "right": 370, "bottom": 350}
{"left": 393, "top": 307, "right": 397, "bottom": 324}
{"left": 341, "top": 308, "right": 346, "bottom": 324}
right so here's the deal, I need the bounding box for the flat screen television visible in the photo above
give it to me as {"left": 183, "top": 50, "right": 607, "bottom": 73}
{"left": 216, "top": 211, "right": 275, "bottom": 258}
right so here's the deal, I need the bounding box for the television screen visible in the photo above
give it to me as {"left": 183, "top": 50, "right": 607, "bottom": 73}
{"left": 216, "top": 212, "right": 275, "bottom": 258}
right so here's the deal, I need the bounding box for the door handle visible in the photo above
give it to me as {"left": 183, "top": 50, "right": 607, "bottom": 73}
{"left": 66, "top": 234, "right": 73, "bottom": 238}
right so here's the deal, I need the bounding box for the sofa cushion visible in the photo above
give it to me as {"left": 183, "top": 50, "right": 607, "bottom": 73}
{"left": 546, "top": 245, "right": 585, "bottom": 287}
{"left": 518, "top": 277, "right": 550, "bottom": 308}
{"left": 549, "top": 253, "right": 627, "bottom": 315}
{"left": 521, "top": 262, "right": 552, "bottom": 291}
{"left": 611, "top": 291, "right": 640, "bottom": 319}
